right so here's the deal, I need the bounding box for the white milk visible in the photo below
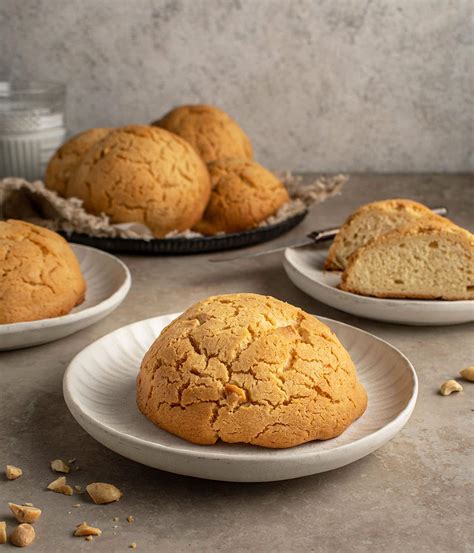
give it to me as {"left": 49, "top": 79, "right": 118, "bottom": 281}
{"left": 0, "top": 82, "right": 67, "bottom": 181}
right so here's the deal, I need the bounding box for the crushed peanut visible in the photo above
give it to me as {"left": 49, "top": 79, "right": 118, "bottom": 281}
{"left": 130, "top": 544, "right": 137, "bottom": 549}
{"left": 6, "top": 465, "right": 22, "bottom": 480}
{"left": 440, "top": 380, "right": 464, "bottom": 396}
{"left": 68, "top": 458, "right": 77, "bottom": 464}
{"left": 112, "top": 517, "right": 119, "bottom": 522}
{"left": 10, "top": 523, "right": 35, "bottom": 547}
{"left": 51, "top": 459, "right": 70, "bottom": 473}
{"left": 74, "top": 485, "right": 82, "bottom": 492}
{"left": 47, "top": 476, "right": 74, "bottom": 496}
{"left": 8, "top": 503, "right": 42, "bottom": 524}
{"left": 86, "top": 483, "right": 123, "bottom": 505}
{"left": 460, "top": 366, "right": 474, "bottom": 382}
{"left": 127, "top": 515, "right": 135, "bottom": 523}
{"left": 0, "top": 522, "right": 6, "bottom": 544}
{"left": 224, "top": 383, "right": 247, "bottom": 403}
{"left": 74, "top": 522, "right": 102, "bottom": 537}
{"left": 85, "top": 535, "right": 94, "bottom": 542}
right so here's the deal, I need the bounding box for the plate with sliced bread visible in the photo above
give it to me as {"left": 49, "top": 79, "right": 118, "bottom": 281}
{"left": 284, "top": 199, "right": 474, "bottom": 326}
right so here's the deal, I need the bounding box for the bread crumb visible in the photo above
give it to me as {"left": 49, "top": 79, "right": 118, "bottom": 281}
{"left": 6, "top": 465, "right": 22, "bottom": 480}
{"left": 112, "top": 517, "right": 119, "bottom": 522}
{"left": 130, "top": 544, "right": 137, "bottom": 549}
{"left": 22, "top": 503, "right": 33, "bottom": 507}
{"left": 68, "top": 458, "right": 77, "bottom": 464}
{"left": 73, "top": 504, "right": 81, "bottom": 508}
{"left": 127, "top": 515, "right": 135, "bottom": 523}
{"left": 74, "top": 485, "right": 82, "bottom": 492}
{"left": 85, "top": 535, "right": 94, "bottom": 542}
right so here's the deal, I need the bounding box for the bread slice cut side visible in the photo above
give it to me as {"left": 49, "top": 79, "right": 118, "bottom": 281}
{"left": 340, "top": 219, "right": 474, "bottom": 300}
{"left": 325, "top": 199, "right": 434, "bottom": 271}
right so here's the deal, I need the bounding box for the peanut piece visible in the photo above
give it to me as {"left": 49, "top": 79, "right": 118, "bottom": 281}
{"left": 127, "top": 515, "right": 135, "bottom": 523}
{"left": 0, "top": 522, "right": 6, "bottom": 544}
{"left": 440, "top": 379, "right": 464, "bottom": 396}
{"left": 86, "top": 483, "right": 123, "bottom": 504}
{"left": 50, "top": 459, "right": 70, "bottom": 473}
{"left": 224, "top": 383, "right": 247, "bottom": 404}
{"left": 460, "top": 366, "right": 474, "bottom": 382}
{"left": 6, "top": 465, "right": 22, "bottom": 480}
{"left": 10, "top": 524, "right": 35, "bottom": 547}
{"left": 8, "top": 504, "right": 42, "bottom": 524}
{"left": 129, "top": 544, "right": 137, "bottom": 549}
{"left": 47, "top": 476, "right": 73, "bottom": 496}
{"left": 74, "top": 522, "right": 102, "bottom": 537}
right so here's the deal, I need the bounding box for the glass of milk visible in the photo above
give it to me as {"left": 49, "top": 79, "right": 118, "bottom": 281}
{"left": 0, "top": 81, "right": 67, "bottom": 181}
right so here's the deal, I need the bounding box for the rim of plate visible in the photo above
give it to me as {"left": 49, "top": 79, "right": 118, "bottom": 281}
{"left": 63, "top": 313, "right": 418, "bottom": 462}
{"left": 284, "top": 247, "right": 474, "bottom": 307}
{"left": 0, "top": 244, "right": 131, "bottom": 334}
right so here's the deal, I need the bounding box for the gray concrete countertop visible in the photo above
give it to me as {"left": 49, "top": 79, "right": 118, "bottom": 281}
{"left": 1, "top": 174, "right": 473, "bottom": 553}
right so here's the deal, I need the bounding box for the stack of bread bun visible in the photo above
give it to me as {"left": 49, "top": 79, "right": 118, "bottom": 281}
{"left": 325, "top": 199, "right": 474, "bottom": 300}
{"left": 44, "top": 105, "right": 290, "bottom": 238}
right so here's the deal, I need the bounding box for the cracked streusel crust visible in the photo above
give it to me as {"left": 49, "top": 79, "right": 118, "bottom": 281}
{"left": 153, "top": 104, "right": 252, "bottom": 164}
{"left": 45, "top": 128, "right": 111, "bottom": 197}
{"left": 193, "top": 158, "right": 290, "bottom": 235}
{"left": 137, "top": 293, "right": 367, "bottom": 448}
{"left": 67, "top": 125, "right": 211, "bottom": 238}
{"left": 0, "top": 219, "right": 86, "bottom": 324}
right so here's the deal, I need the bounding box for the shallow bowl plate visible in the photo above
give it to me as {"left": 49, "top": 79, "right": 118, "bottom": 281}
{"left": 63, "top": 313, "right": 417, "bottom": 482}
{"left": 283, "top": 247, "right": 474, "bottom": 326}
{"left": 0, "top": 245, "right": 131, "bottom": 350}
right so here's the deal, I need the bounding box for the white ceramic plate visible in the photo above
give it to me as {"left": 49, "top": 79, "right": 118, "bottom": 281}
{"left": 0, "top": 245, "right": 131, "bottom": 350}
{"left": 284, "top": 247, "right": 474, "bottom": 326}
{"left": 63, "top": 313, "right": 417, "bottom": 482}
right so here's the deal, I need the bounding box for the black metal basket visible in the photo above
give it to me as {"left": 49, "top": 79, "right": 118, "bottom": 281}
{"left": 59, "top": 211, "right": 308, "bottom": 255}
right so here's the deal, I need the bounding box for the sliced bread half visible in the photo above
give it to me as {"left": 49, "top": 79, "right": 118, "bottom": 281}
{"left": 325, "top": 199, "right": 434, "bottom": 270}
{"left": 340, "top": 218, "right": 474, "bottom": 300}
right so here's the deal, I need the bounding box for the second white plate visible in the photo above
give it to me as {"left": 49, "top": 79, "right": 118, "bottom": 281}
{"left": 0, "top": 244, "right": 131, "bottom": 350}
{"left": 63, "top": 313, "right": 417, "bottom": 482}
{"left": 284, "top": 247, "right": 474, "bottom": 326}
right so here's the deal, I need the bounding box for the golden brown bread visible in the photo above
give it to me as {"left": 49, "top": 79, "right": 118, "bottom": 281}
{"left": 45, "top": 128, "right": 111, "bottom": 196}
{"left": 325, "top": 199, "right": 435, "bottom": 270}
{"left": 0, "top": 220, "right": 86, "bottom": 323}
{"left": 136, "top": 293, "right": 367, "bottom": 448}
{"left": 67, "top": 125, "right": 211, "bottom": 238}
{"left": 340, "top": 217, "right": 474, "bottom": 300}
{"left": 153, "top": 104, "right": 252, "bottom": 163}
{"left": 193, "top": 158, "right": 290, "bottom": 235}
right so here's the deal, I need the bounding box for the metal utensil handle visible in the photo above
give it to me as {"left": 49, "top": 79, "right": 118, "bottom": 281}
{"left": 306, "top": 206, "right": 447, "bottom": 244}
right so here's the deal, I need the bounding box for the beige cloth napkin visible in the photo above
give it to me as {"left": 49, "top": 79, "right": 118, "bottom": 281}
{"left": 0, "top": 174, "right": 347, "bottom": 240}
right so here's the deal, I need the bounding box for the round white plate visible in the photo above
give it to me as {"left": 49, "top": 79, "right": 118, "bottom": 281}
{"left": 284, "top": 247, "right": 474, "bottom": 326}
{"left": 63, "top": 313, "right": 417, "bottom": 482}
{"left": 0, "top": 244, "right": 131, "bottom": 350}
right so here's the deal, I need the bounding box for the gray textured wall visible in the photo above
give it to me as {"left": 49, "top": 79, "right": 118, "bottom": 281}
{"left": 1, "top": 0, "right": 473, "bottom": 172}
